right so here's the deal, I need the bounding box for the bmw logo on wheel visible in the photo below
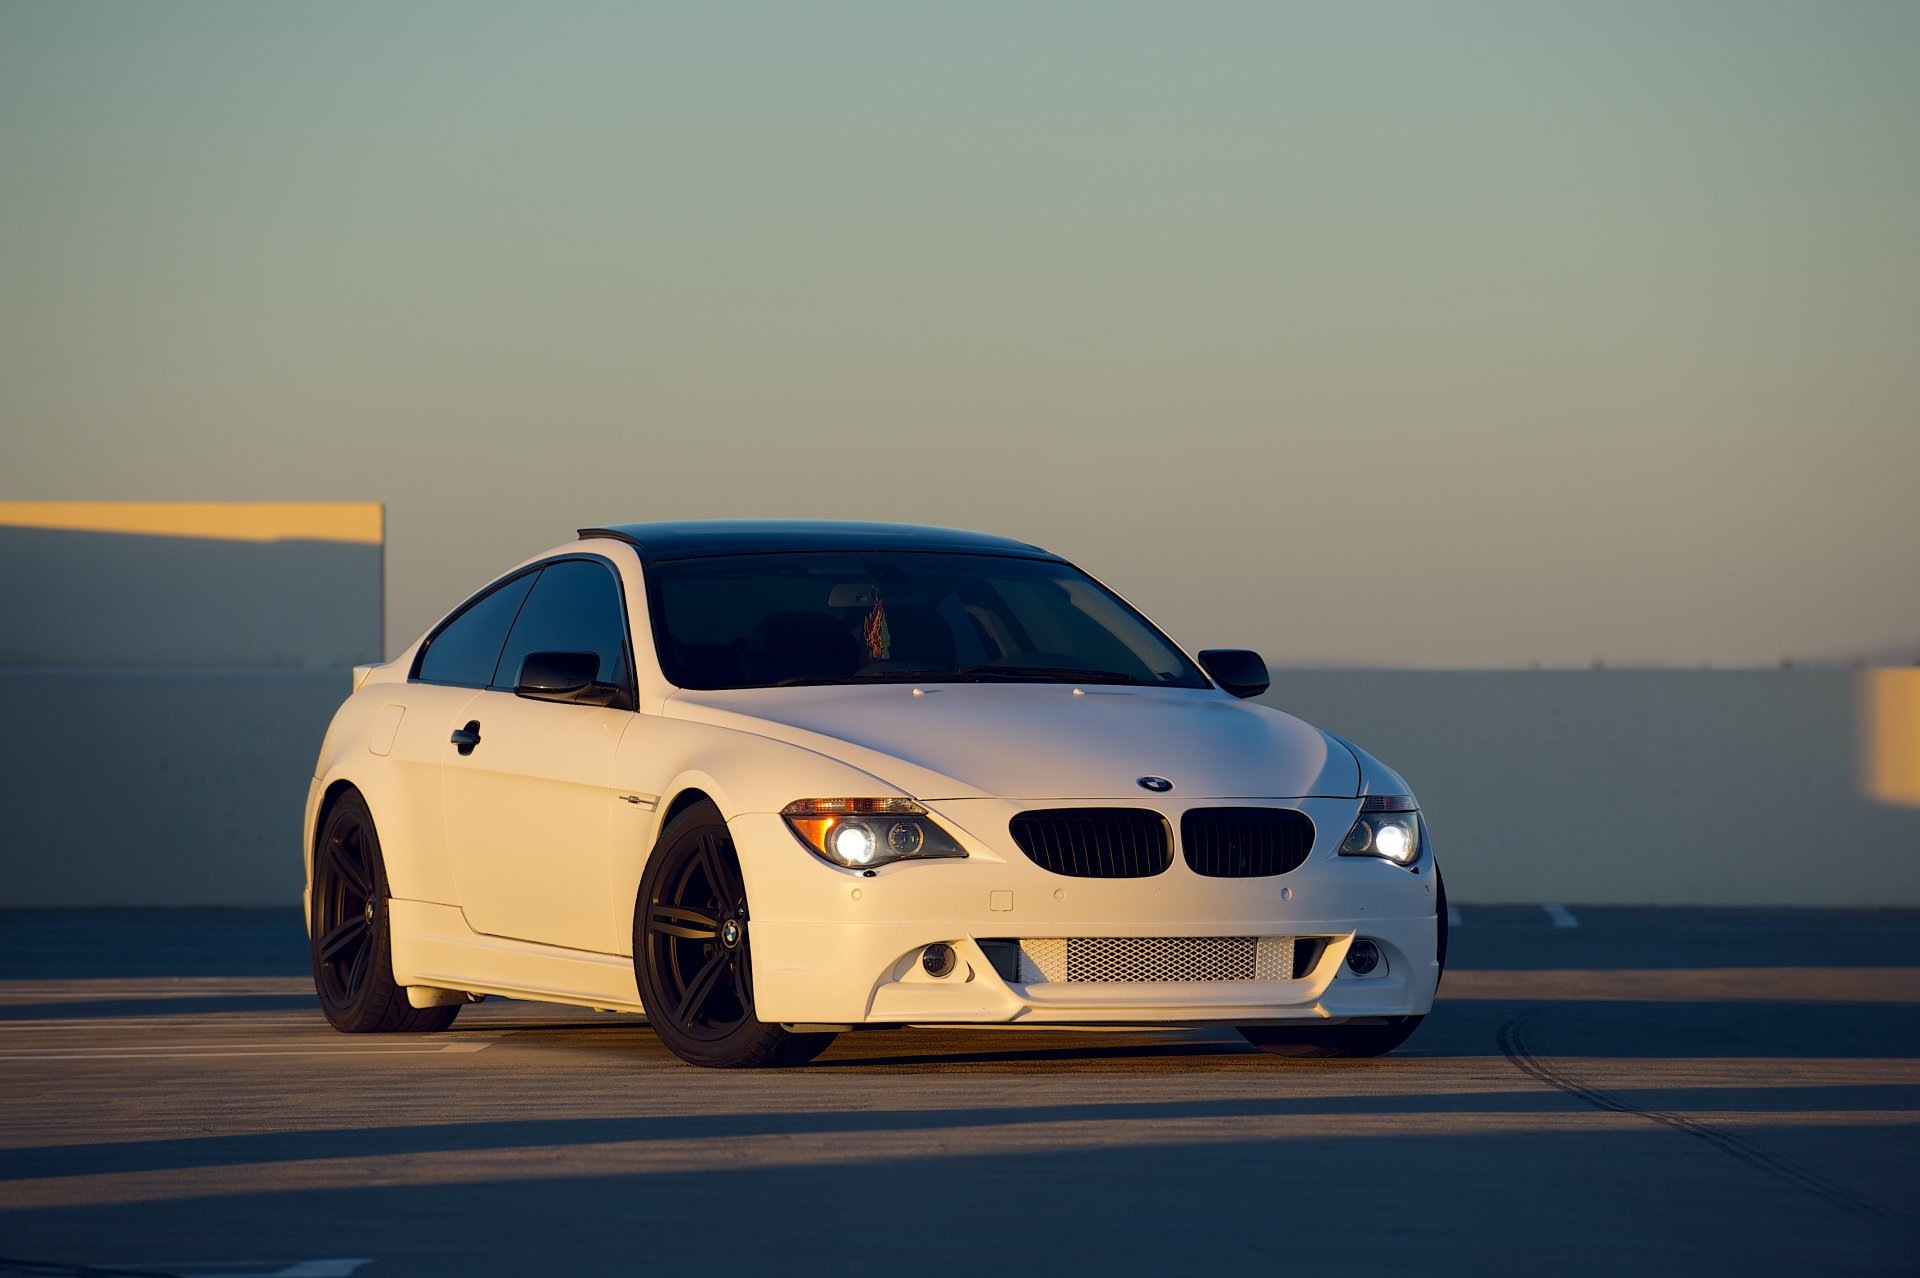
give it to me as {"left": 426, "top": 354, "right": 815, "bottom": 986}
{"left": 1137, "top": 776, "right": 1174, "bottom": 793}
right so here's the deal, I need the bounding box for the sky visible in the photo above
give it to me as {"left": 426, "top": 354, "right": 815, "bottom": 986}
{"left": 3, "top": 1, "right": 1917, "bottom": 667}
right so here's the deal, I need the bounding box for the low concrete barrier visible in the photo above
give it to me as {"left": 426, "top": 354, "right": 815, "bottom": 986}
{"left": 1259, "top": 669, "right": 1920, "bottom": 907}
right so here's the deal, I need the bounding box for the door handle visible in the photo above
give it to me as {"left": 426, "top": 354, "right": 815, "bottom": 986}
{"left": 450, "top": 721, "right": 482, "bottom": 755}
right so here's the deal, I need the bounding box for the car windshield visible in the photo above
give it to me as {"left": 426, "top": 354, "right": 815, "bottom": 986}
{"left": 648, "top": 552, "right": 1211, "bottom": 691}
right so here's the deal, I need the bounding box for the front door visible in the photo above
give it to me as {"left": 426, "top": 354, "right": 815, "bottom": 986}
{"left": 439, "top": 556, "right": 639, "bottom": 954}
{"left": 443, "top": 691, "right": 633, "bottom": 952}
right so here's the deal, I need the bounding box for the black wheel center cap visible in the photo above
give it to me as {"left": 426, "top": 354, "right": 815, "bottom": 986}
{"left": 720, "top": 918, "right": 742, "bottom": 949}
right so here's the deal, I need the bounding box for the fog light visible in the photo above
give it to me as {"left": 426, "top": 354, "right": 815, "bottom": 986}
{"left": 1346, "top": 939, "right": 1381, "bottom": 975}
{"left": 921, "top": 943, "right": 957, "bottom": 978}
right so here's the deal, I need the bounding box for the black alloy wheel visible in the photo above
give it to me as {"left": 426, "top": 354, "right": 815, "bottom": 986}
{"left": 635, "top": 801, "right": 834, "bottom": 1068}
{"left": 310, "top": 789, "right": 458, "bottom": 1034}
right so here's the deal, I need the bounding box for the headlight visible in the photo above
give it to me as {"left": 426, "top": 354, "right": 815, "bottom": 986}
{"left": 1338, "top": 795, "right": 1422, "bottom": 867}
{"left": 781, "top": 798, "right": 969, "bottom": 870}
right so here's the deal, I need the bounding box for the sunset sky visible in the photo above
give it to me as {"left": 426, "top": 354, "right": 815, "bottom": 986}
{"left": 4, "top": 2, "right": 1916, "bottom": 666}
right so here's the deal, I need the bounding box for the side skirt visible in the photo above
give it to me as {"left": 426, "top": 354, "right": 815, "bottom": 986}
{"left": 388, "top": 898, "right": 646, "bottom": 1014}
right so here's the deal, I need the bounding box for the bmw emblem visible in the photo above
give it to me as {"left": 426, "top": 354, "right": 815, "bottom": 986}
{"left": 1137, "top": 776, "right": 1174, "bottom": 793}
{"left": 720, "top": 918, "right": 742, "bottom": 948}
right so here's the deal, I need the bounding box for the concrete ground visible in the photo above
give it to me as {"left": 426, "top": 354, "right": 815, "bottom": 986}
{"left": 1, "top": 908, "right": 1916, "bottom": 1277}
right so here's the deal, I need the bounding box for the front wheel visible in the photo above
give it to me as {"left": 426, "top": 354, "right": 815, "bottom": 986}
{"left": 1238, "top": 1016, "right": 1425, "bottom": 1059}
{"left": 634, "top": 801, "right": 835, "bottom": 1068}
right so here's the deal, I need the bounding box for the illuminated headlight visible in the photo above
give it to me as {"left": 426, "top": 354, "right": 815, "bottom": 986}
{"left": 1338, "top": 796, "right": 1423, "bottom": 867}
{"left": 781, "top": 798, "right": 968, "bottom": 870}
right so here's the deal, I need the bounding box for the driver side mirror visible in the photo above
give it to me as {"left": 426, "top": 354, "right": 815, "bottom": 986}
{"left": 1197, "top": 648, "right": 1269, "bottom": 699}
{"left": 514, "top": 651, "right": 630, "bottom": 709}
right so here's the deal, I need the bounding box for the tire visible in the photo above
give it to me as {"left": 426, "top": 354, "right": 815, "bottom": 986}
{"left": 1239, "top": 1016, "right": 1425, "bottom": 1059}
{"left": 1239, "top": 866, "right": 1447, "bottom": 1060}
{"left": 634, "top": 801, "right": 835, "bottom": 1068}
{"left": 310, "top": 789, "right": 458, "bottom": 1034}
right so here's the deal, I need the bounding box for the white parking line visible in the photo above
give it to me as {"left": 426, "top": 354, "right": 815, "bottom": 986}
{"left": 1446, "top": 906, "right": 1463, "bottom": 928}
{"left": 0, "top": 1017, "right": 324, "bottom": 1031}
{"left": 0, "top": 1036, "right": 495, "bottom": 1051}
{"left": 1543, "top": 904, "right": 1579, "bottom": 928}
{"left": 0, "top": 984, "right": 308, "bottom": 1000}
{"left": 119, "top": 1261, "right": 373, "bottom": 1277}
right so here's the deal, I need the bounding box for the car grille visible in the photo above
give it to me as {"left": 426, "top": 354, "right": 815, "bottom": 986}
{"left": 983, "top": 936, "right": 1309, "bottom": 984}
{"left": 1181, "top": 808, "right": 1316, "bottom": 877}
{"left": 1008, "top": 808, "right": 1172, "bottom": 878}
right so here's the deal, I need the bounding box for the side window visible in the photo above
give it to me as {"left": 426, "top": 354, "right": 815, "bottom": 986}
{"left": 492, "top": 559, "right": 633, "bottom": 693}
{"left": 415, "top": 572, "right": 537, "bottom": 688}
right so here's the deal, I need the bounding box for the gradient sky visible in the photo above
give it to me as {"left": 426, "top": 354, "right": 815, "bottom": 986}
{"left": 3, "top": 2, "right": 1916, "bottom": 666}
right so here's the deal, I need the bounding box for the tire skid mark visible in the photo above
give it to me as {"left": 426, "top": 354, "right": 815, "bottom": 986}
{"left": 1496, "top": 1006, "right": 1899, "bottom": 1221}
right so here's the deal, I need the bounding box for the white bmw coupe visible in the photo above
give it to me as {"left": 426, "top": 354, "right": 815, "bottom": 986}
{"left": 305, "top": 521, "right": 1445, "bottom": 1067}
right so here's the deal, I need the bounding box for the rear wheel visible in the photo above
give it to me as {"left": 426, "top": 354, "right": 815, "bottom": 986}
{"left": 635, "top": 801, "right": 834, "bottom": 1068}
{"left": 310, "top": 789, "right": 458, "bottom": 1034}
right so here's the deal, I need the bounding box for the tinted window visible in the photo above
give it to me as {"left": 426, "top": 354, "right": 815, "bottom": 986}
{"left": 493, "top": 559, "right": 632, "bottom": 692}
{"left": 647, "top": 552, "right": 1208, "bottom": 691}
{"left": 415, "top": 572, "right": 537, "bottom": 688}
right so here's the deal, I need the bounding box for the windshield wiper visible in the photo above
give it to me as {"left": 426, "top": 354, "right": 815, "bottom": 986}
{"left": 772, "top": 666, "right": 1148, "bottom": 687}
{"left": 950, "top": 664, "right": 1146, "bottom": 685}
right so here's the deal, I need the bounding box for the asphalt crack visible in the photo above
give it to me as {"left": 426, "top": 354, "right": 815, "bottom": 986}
{"left": 1496, "top": 1006, "right": 1899, "bottom": 1221}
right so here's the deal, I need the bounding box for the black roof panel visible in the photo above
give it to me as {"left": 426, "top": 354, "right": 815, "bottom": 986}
{"left": 578, "top": 520, "right": 1059, "bottom": 562}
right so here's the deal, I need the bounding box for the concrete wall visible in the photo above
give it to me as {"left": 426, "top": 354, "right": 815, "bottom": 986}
{"left": 0, "top": 502, "right": 381, "bottom": 669}
{"left": 1, "top": 669, "right": 355, "bottom": 906}
{"left": 1258, "top": 669, "right": 1920, "bottom": 907}
{"left": 0, "top": 502, "right": 380, "bottom": 907}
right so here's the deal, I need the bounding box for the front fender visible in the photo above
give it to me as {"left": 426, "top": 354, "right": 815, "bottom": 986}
{"left": 1323, "top": 730, "right": 1417, "bottom": 802}
{"left": 608, "top": 718, "right": 914, "bottom": 956}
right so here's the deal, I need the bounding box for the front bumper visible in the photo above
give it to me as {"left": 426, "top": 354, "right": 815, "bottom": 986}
{"left": 733, "top": 798, "right": 1442, "bottom": 1027}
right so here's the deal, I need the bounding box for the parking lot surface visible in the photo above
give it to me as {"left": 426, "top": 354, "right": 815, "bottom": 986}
{"left": 2, "top": 907, "right": 1916, "bottom": 1276}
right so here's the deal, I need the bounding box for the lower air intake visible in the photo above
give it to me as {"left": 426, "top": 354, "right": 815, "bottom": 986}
{"left": 1004, "top": 935, "right": 1298, "bottom": 984}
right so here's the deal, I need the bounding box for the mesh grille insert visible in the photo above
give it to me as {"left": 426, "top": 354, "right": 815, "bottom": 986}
{"left": 1008, "top": 808, "right": 1172, "bottom": 878}
{"left": 1008, "top": 936, "right": 1298, "bottom": 984}
{"left": 1181, "top": 808, "right": 1316, "bottom": 877}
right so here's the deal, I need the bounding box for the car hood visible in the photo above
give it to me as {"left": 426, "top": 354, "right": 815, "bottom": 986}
{"left": 664, "top": 683, "right": 1359, "bottom": 802}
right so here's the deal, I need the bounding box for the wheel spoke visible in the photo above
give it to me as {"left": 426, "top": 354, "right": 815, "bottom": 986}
{"left": 673, "top": 950, "right": 731, "bottom": 1029}
{"left": 318, "top": 916, "right": 366, "bottom": 964}
{"left": 699, "top": 833, "right": 745, "bottom": 908}
{"left": 648, "top": 904, "right": 719, "bottom": 941}
{"left": 345, "top": 931, "right": 372, "bottom": 993}
{"left": 327, "top": 837, "right": 373, "bottom": 898}
{"left": 730, "top": 954, "right": 752, "bottom": 1011}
